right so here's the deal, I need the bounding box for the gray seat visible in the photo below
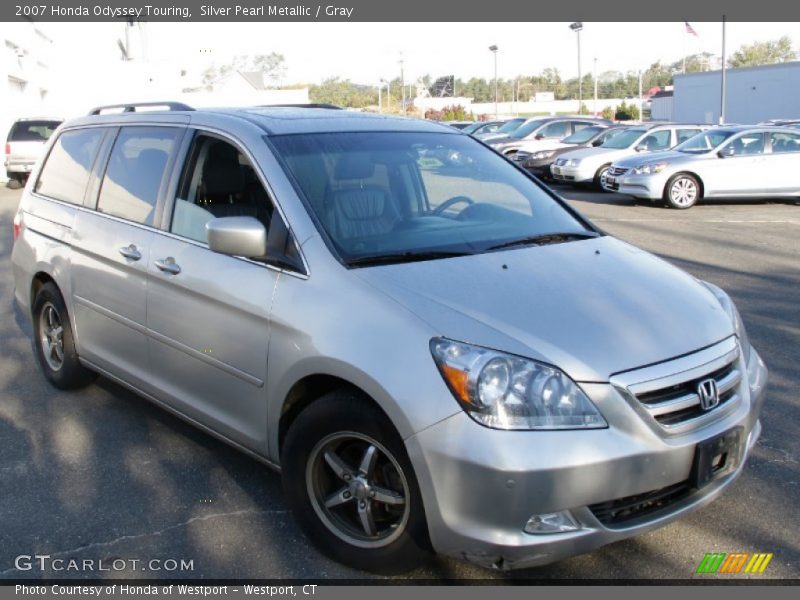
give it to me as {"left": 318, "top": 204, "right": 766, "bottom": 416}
{"left": 325, "top": 154, "right": 400, "bottom": 241}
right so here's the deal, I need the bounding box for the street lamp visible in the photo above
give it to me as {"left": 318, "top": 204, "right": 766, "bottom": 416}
{"left": 569, "top": 22, "right": 583, "bottom": 112}
{"left": 489, "top": 45, "right": 499, "bottom": 117}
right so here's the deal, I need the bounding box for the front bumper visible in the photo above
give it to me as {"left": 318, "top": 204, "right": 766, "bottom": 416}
{"left": 406, "top": 346, "right": 767, "bottom": 570}
{"left": 550, "top": 163, "right": 596, "bottom": 184}
{"left": 604, "top": 171, "right": 670, "bottom": 199}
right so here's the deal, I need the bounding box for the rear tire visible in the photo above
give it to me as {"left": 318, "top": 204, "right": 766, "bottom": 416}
{"left": 7, "top": 176, "right": 22, "bottom": 190}
{"left": 664, "top": 173, "right": 701, "bottom": 209}
{"left": 281, "top": 390, "right": 430, "bottom": 574}
{"left": 32, "top": 282, "right": 97, "bottom": 390}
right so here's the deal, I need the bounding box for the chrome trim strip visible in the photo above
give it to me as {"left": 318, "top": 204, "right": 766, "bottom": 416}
{"left": 73, "top": 294, "right": 147, "bottom": 334}
{"left": 717, "top": 368, "right": 742, "bottom": 396}
{"left": 661, "top": 394, "right": 740, "bottom": 434}
{"left": 646, "top": 392, "right": 700, "bottom": 417}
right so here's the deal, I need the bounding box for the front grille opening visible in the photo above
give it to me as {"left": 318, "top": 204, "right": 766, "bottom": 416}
{"left": 588, "top": 480, "right": 694, "bottom": 526}
{"left": 656, "top": 389, "right": 737, "bottom": 427}
{"left": 638, "top": 362, "right": 735, "bottom": 406}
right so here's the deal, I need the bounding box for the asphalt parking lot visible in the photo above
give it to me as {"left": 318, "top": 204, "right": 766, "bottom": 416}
{"left": 0, "top": 183, "right": 798, "bottom": 581}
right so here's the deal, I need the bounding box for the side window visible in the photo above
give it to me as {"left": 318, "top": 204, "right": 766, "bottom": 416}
{"left": 97, "top": 127, "right": 180, "bottom": 226}
{"left": 639, "top": 130, "right": 671, "bottom": 151}
{"left": 727, "top": 133, "right": 765, "bottom": 156}
{"left": 572, "top": 121, "right": 593, "bottom": 133}
{"left": 541, "top": 121, "right": 570, "bottom": 139}
{"left": 770, "top": 131, "right": 800, "bottom": 153}
{"left": 34, "top": 128, "right": 104, "bottom": 205}
{"left": 677, "top": 129, "right": 701, "bottom": 144}
{"left": 171, "top": 135, "right": 274, "bottom": 244}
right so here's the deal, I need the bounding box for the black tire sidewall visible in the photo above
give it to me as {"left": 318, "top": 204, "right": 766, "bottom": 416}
{"left": 32, "top": 282, "right": 95, "bottom": 389}
{"left": 664, "top": 173, "right": 700, "bottom": 209}
{"left": 281, "top": 391, "right": 430, "bottom": 574}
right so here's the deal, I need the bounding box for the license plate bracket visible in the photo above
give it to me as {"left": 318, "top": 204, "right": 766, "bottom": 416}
{"left": 691, "top": 427, "right": 743, "bottom": 489}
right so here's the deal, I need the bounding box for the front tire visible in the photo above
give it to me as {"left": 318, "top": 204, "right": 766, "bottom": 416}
{"left": 281, "top": 390, "right": 430, "bottom": 574}
{"left": 664, "top": 173, "right": 701, "bottom": 209}
{"left": 32, "top": 282, "right": 97, "bottom": 389}
{"left": 594, "top": 164, "right": 611, "bottom": 191}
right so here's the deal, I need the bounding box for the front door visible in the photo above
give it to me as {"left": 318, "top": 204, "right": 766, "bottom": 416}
{"left": 144, "top": 133, "right": 281, "bottom": 452}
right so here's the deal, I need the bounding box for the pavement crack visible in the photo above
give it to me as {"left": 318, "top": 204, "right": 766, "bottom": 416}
{"left": 0, "top": 508, "right": 289, "bottom": 575}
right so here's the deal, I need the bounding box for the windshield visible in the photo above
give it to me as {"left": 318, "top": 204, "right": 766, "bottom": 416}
{"left": 271, "top": 132, "right": 594, "bottom": 266}
{"left": 461, "top": 122, "right": 485, "bottom": 134}
{"left": 675, "top": 130, "right": 735, "bottom": 153}
{"left": 508, "top": 119, "right": 548, "bottom": 140}
{"left": 494, "top": 118, "right": 526, "bottom": 134}
{"left": 562, "top": 126, "right": 605, "bottom": 145}
{"left": 600, "top": 128, "right": 647, "bottom": 149}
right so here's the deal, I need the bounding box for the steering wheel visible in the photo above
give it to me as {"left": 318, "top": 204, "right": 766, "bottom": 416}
{"left": 432, "top": 195, "right": 475, "bottom": 216}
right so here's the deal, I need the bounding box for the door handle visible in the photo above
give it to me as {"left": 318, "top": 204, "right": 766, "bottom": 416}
{"left": 118, "top": 244, "right": 142, "bottom": 261}
{"left": 155, "top": 257, "right": 181, "bottom": 275}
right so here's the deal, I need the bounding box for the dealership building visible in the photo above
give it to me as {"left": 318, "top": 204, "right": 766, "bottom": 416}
{"left": 662, "top": 61, "right": 800, "bottom": 124}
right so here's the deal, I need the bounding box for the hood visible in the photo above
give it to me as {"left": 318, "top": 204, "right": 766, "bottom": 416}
{"left": 559, "top": 146, "right": 622, "bottom": 161}
{"left": 355, "top": 236, "right": 733, "bottom": 382}
{"left": 612, "top": 150, "right": 706, "bottom": 169}
{"left": 485, "top": 134, "right": 513, "bottom": 145}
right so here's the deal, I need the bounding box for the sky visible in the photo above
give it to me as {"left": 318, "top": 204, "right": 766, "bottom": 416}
{"left": 45, "top": 21, "right": 800, "bottom": 86}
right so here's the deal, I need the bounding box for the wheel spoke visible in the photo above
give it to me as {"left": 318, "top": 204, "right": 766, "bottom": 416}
{"left": 323, "top": 487, "right": 352, "bottom": 508}
{"left": 357, "top": 501, "right": 377, "bottom": 536}
{"left": 358, "top": 444, "right": 378, "bottom": 477}
{"left": 54, "top": 343, "right": 64, "bottom": 362}
{"left": 371, "top": 485, "right": 405, "bottom": 506}
{"left": 52, "top": 326, "right": 63, "bottom": 338}
{"left": 323, "top": 450, "right": 354, "bottom": 481}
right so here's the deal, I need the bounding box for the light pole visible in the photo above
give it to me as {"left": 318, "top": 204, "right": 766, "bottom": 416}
{"left": 569, "top": 22, "right": 583, "bottom": 112}
{"left": 489, "top": 45, "right": 498, "bottom": 117}
{"left": 593, "top": 57, "right": 598, "bottom": 116}
{"left": 378, "top": 79, "right": 384, "bottom": 112}
{"left": 399, "top": 53, "right": 406, "bottom": 115}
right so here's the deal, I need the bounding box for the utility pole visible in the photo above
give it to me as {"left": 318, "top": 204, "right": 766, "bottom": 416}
{"left": 638, "top": 70, "right": 643, "bottom": 122}
{"left": 720, "top": 16, "right": 727, "bottom": 125}
{"left": 399, "top": 53, "right": 406, "bottom": 114}
{"left": 593, "top": 57, "right": 598, "bottom": 116}
{"left": 378, "top": 80, "right": 383, "bottom": 112}
{"left": 489, "top": 45, "right": 499, "bottom": 118}
{"left": 570, "top": 23, "right": 584, "bottom": 112}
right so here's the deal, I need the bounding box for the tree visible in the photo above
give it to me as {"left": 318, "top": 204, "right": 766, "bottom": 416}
{"left": 728, "top": 36, "right": 796, "bottom": 68}
{"left": 309, "top": 77, "right": 377, "bottom": 109}
{"left": 202, "top": 52, "right": 286, "bottom": 89}
{"left": 615, "top": 101, "right": 640, "bottom": 121}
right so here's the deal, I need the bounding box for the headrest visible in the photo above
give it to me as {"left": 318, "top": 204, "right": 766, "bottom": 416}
{"left": 203, "top": 142, "right": 245, "bottom": 195}
{"left": 334, "top": 153, "right": 375, "bottom": 180}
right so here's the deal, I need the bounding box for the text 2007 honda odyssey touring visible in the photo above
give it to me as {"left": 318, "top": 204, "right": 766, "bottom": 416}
{"left": 11, "top": 103, "right": 767, "bottom": 573}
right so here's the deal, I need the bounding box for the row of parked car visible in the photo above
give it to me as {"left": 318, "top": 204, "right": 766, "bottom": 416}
{"left": 450, "top": 116, "right": 800, "bottom": 209}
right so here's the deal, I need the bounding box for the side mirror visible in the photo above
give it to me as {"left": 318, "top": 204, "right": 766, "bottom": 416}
{"left": 206, "top": 217, "right": 267, "bottom": 258}
{"left": 718, "top": 146, "right": 735, "bottom": 158}
{"left": 534, "top": 133, "right": 545, "bottom": 140}
{"left": 635, "top": 143, "right": 648, "bottom": 152}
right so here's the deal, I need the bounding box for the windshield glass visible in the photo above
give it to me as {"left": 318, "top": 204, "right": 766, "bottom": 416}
{"left": 508, "top": 119, "right": 548, "bottom": 140}
{"left": 272, "top": 132, "right": 594, "bottom": 266}
{"left": 8, "top": 120, "right": 61, "bottom": 142}
{"left": 600, "top": 128, "right": 647, "bottom": 149}
{"left": 562, "top": 126, "right": 605, "bottom": 145}
{"left": 494, "top": 118, "right": 526, "bottom": 134}
{"left": 675, "top": 130, "right": 735, "bottom": 153}
{"left": 461, "top": 122, "right": 485, "bottom": 134}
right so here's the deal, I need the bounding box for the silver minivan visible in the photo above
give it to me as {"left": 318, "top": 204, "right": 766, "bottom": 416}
{"left": 11, "top": 103, "right": 768, "bottom": 573}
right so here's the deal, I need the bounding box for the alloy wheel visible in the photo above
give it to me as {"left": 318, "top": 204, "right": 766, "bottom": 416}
{"left": 306, "top": 431, "right": 410, "bottom": 548}
{"left": 39, "top": 302, "right": 65, "bottom": 372}
{"left": 669, "top": 177, "right": 698, "bottom": 207}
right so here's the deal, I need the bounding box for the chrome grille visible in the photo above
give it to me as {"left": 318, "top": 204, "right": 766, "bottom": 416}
{"left": 608, "top": 166, "right": 628, "bottom": 177}
{"left": 611, "top": 338, "right": 743, "bottom": 435}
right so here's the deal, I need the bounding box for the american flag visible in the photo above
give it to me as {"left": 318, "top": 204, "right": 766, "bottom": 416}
{"left": 685, "top": 22, "right": 699, "bottom": 37}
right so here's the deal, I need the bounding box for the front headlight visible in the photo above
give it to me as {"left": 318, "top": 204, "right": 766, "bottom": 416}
{"left": 631, "top": 162, "right": 667, "bottom": 175}
{"left": 532, "top": 150, "right": 555, "bottom": 159}
{"left": 701, "top": 281, "right": 752, "bottom": 362}
{"left": 430, "top": 338, "right": 607, "bottom": 430}
{"left": 567, "top": 158, "right": 580, "bottom": 167}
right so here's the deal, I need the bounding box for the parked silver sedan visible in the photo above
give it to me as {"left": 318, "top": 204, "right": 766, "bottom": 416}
{"left": 604, "top": 126, "right": 800, "bottom": 208}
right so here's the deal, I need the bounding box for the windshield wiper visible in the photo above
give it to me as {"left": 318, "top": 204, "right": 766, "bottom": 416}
{"left": 347, "top": 250, "right": 473, "bottom": 267}
{"left": 485, "top": 231, "right": 599, "bottom": 251}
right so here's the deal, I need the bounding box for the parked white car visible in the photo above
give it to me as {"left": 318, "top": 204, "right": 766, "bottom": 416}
{"left": 550, "top": 123, "right": 707, "bottom": 189}
{"left": 5, "top": 118, "right": 62, "bottom": 188}
{"left": 604, "top": 126, "right": 800, "bottom": 208}
{"left": 488, "top": 116, "right": 611, "bottom": 156}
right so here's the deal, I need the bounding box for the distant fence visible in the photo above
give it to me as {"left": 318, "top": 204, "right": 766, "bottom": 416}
{"left": 415, "top": 96, "right": 635, "bottom": 117}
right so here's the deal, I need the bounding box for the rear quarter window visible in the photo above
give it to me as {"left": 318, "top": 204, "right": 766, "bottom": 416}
{"left": 34, "top": 128, "right": 104, "bottom": 205}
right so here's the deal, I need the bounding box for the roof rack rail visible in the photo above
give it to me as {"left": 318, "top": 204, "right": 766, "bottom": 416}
{"left": 88, "top": 101, "right": 194, "bottom": 115}
{"left": 257, "top": 103, "right": 343, "bottom": 110}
